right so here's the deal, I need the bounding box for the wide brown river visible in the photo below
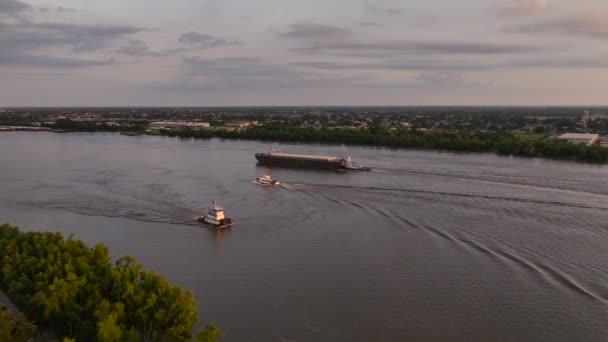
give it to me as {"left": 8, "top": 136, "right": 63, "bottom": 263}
{"left": 1, "top": 132, "right": 607, "bottom": 341}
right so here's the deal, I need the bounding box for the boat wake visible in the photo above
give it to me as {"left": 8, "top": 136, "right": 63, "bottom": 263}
{"left": 286, "top": 183, "right": 608, "bottom": 212}
{"left": 282, "top": 181, "right": 608, "bottom": 305}
{"left": 15, "top": 182, "right": 205, "bottom": 226}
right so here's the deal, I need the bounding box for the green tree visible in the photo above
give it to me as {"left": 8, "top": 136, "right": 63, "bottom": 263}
{"left": 0, "top": 224, "right": 219, "bottom": 341}
{"left": 197, "top": 324, "right": 224, "bottom": 342}
{"left": 0, "top": 309, "right": 37, "bottom": 342}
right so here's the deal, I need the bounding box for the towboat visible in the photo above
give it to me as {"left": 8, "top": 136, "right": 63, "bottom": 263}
{"left": 342, "top": 155, "right": 371, "bottom": 171}
{"left": 198, "top": 201, "right": 233, "bottom": 228}
{"left": 254, "top": 170, "right": 280, "bottom": 186}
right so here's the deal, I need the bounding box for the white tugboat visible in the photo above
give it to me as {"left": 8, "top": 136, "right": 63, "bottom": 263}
{"left": 342, "top": 154, "right": 371, "bottom": 171}
{"left": 198, "top": 201, "right": 233, "bottom": 228}
{"left": 254, "top": 170, "right": 280, "bottom": 186}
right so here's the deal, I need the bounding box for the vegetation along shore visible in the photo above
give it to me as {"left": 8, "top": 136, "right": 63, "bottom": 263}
{"left": 0, "top": 224, "right": 223, "bottom": 342}
{"left": 154, "top": 126, "right": 608, "bottom": 163}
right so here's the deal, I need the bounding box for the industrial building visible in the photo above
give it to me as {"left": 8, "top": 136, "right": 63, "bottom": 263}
{"left": 556, "top": 133, "right": 601, "bottom": 146}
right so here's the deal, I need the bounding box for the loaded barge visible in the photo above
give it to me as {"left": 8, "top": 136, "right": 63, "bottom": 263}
{"left": 255, "top": 149, "right": 347, "bottom": 170}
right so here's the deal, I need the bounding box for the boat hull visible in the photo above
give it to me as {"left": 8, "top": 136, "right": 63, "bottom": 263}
{"left": 343, "top": 166, "right": 372, "bottom": 171}
{"left": 253, "top": 180, "right": 280, "bottom": 186}
{"left": 198, "top": 216, "right": 233, "bottom": 228}
{"left": 255, "top": 153, "right": 345, "bottom": 170}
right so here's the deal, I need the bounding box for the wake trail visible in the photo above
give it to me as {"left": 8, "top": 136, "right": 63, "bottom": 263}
{"left": 391, "top": 215, "right": 608, "bottom": 305}
{"left": 287, "top": 183, "right": 608, "bottom": 212}
{"left": 370, "top": 167, "right": 608, "bottom": 198}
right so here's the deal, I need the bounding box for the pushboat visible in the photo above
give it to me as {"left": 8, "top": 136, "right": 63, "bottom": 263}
{"left": 198, "top": 200, "right": 233, "bottom": 228}
{"left": 342, "top": 155, "right": 371, "bottom": 171}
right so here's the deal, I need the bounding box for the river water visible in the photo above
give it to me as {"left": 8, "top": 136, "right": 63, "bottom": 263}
{"left": 1, "top": 132, "right": 607, "bottom": 341}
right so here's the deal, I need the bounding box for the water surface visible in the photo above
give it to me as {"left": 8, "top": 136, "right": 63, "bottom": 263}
{"left": 1, "top": 132, "right": 607, "bottom": 341}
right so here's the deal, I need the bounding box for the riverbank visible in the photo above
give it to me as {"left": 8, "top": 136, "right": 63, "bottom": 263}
{"left": 152, "top": 126, "right": 608, "bottom": 164}
{"left": 4, "top": 125, "right": 608, "bottom": 163}
{"left": 0, "top": 126, "right": 70, "bottom": 133}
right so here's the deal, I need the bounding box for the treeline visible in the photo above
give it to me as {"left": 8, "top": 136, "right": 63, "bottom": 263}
{"left": 158, "top": 126, "right": 608, "bottom": 163}
{"left": 0, "top": 224, "right": 223, "bottom": 342}
{"left": 47, "top": 119, "right": 144, "bottom": 132}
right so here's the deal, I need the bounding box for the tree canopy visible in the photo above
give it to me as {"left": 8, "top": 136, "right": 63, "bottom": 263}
{"left": 0, "top": 224, "right": 222, "bottom": 341}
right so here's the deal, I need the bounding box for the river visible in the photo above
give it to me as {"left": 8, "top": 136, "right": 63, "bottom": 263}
{"left": 1, "top": 132, "right": 607, "bottom": 341}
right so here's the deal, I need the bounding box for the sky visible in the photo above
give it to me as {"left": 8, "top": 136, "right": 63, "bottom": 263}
{"left": 1, "top": 0, "right": 608, "bottom": 106}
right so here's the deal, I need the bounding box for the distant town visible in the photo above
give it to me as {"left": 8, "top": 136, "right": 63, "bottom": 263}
{"left": 1, "top": 106, "right": 608, "bottom": 147}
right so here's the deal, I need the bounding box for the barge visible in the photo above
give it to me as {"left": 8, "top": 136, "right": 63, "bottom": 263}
{"left": 255, "top": 148, "right": 346, "bottom": 170}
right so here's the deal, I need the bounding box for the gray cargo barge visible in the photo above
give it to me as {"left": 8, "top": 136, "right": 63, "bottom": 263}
{"left": 255, "top": 150, "right": 346, "bottom": 170}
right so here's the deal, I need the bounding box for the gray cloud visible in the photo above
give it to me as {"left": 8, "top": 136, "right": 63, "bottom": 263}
{"left": 177, "top": 57, "right": 346, "bottom": 90}
{"left": 416, "top": 71, "right": 463, "bottom": 84}
{"left": 117, "top": 39, "right": 150, "bottom": 55}
{"left": 0, "top": 15, "right": 146, "bottom": 67}
{"left": 0, "top": 0, "right": 29, "bottom": 14}
{"left": 277, "top": 23, "right": 353, "bottom": 40}
{"left": 292, "top": 40, "right": 542, "bottom": 56}
{"left": 0, "top": 50, "right": 113, "bottom": 67}
{"left": 0, "top": 20, "right": 147, "bottom": 52}
{"left": 365, "top": 4, "right": 402, "bottom": 16}
{"left": 359, "top": 21, "right": 383, "bottom": 27}
{"left": 294, "top": 54, "right": 608, "bottom": 72}
{"left": 116, "top": 39, "right": 192, "bottom": 56}
{"left": 56, "top": 6, "right": 77, "bottom": 14}
{"left": 292, "top": 60, "right": 490, "bottom": 71}
{"left": 178, "top": 31, "right": 242, "bottom": 48}
{"left": 496, "top": 0, "right": 548, "bottom": 18}
{"left": 513, "top": 13, "right": 608, "bottom": 38}
{"left": 507, "top": 55, "right": 608, "bottom": 68}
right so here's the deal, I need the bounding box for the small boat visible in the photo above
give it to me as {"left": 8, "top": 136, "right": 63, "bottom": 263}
{"left": 342, "top": 154, "right": 371, "bottom": 171}
{"left": 254, "top": 170, "right": 280, "bottom": 186}
{"left": 198, "top": 201, "right": 233, "bottom": 228}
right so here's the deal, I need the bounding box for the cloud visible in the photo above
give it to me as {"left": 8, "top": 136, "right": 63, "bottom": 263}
{"left": 513, "top": 12, "right": 608, "bottom": 38}
{"left": 496, "top": 0, "right": 548, "bottom": 18}
{"left": 416, "top": 71, "right": 463, "bottom": 84}
{"left": 0, "top": 50, "right": 113, "bottom": 67}
{"left": 177, "top": 31, "right": 242, "bottom": 48}
{"left": 116, "top": 39, "right": 191, "bottom": 56}
{"left": 56, "top": 6, "right": 76, "bottom": 14}
{"left": 117, "top": 39, "right": 150, "bottom": 55}
{"left": 292, "top": 60, "right": 486, "bottom": 71}
{"left": 0, "top": 17, "right": 146, "bottom": 67}
{"left": 359, "top": 21, "right": 383, "bottom": 27}
{"left": 293, "top": 54, "right": 608, "bottom": 73}
{"left": 176, "top": 57, "right": 346, "bottom": 90}
{"left": 365, "top": 4, "right": 402, "bottom": 16}
{"left": 277, "top": 23, "right": 353, "bottom": 40}
{"left": 0, "top": 0, "right": 30, "bottom": 15}
{"left": 292, "top": 40, "right": 542, "bottom": 56}
{"left": 1, "top": 20, "right": 147, "bottom": 52}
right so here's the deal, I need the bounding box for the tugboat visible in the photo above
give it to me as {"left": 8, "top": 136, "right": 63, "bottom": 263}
{"left": 342, "top": 154, "right": 371, "bottom": 171}
{"left": 254, "top": 170, "right": 281, "bottom": 186}
{"left": 198, "top": 201, "right": 233, "bottom": 228}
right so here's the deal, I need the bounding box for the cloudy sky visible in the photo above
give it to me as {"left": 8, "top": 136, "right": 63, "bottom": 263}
{"left": 1, "top": 0, "right": 607, "bottom": 106}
